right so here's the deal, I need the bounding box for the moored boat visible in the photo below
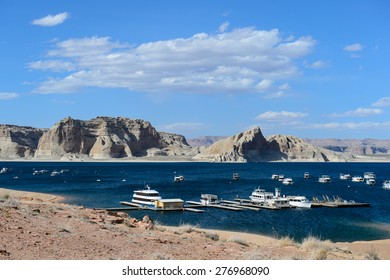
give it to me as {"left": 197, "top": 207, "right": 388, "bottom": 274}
{"left": 364, "top": 172, "right": 376, "bottom": 180}
{"left": 340, "top": 173, "right": 351, "bottom": 180}
{"left": 232, "top": 173, "right": 239, "bottom": 180}
{"left": 200, "top": 194, "right": 219, "bottom": 205}
{"left": 249, "top": 188, "right": 274, "bottom": 204}
{"left": 383, "top": 180, "right": 390, "bottom": 190}
{"left": 351, "top": 176, "right": 364, "bottom": 182}
{"left": 132, "top": 185, "right": 162, "bottom": 206}
{"left": 282, "top": 177, "right": 293, "bottom": 185}
{"left": 271, "top": 174, "right": 279, "bottom": 180}
{"left": 304, "top": 172, "right": 310, "bottom": 179}
{"left": 174, "top": 175, "right": 184, "bottom": 182}
{"left": 366, "top": 178, "right": 376, "bottom": 185}
{"left": 318, "top": 175, "right": 331, "bottom": 183}
{"left": 288, "top": 196, "right": 312, "bottom": 208}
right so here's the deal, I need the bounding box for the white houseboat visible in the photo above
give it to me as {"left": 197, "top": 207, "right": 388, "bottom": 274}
{"left": 318, "top": 175, "right": 331, "bottom": 183}
{"left": 383, "top": 180, "right": 390, "bottom": 190}
{"left": 351, "top": 176, "right": 364, "bottom": 182}
{"left": 340, "top": 173, "right": 351, "bottom": 180}
{"left": 282, "top": 177, "right": 294, "bottom": 185}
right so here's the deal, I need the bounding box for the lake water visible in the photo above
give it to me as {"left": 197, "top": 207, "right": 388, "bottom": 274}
{"left": 1, "top": 161, "right": 389, "bottom": 242}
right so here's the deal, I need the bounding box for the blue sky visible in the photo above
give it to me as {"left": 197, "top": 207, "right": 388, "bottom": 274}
{"left": 1, "top": 0, "right": 390, "bottom": 139}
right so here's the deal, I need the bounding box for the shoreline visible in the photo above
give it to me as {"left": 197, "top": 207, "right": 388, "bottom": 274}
{"left": 1, "top": 187, "right": 390, "bottom": 260}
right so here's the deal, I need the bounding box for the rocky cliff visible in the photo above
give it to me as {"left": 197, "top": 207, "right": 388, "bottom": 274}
{"left": 194, "top": 127, "right": 347, "bottom": 162}
{"left": 0, "top": 125, "right": 46, "bottom": 158}
{"left": 35, "top": 116, "right": 192, "bottom": 159}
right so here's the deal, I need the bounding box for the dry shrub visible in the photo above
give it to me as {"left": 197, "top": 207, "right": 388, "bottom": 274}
{"left": 277, "top": 236, "right": 298, "bottom": 247}
{"left": 228, "top": 236, "right": 249, "bottom": 247}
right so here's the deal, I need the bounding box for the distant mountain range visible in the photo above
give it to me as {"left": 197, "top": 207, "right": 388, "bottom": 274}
{"left": 1, "top": 116, "right": 388, "bottom": 162}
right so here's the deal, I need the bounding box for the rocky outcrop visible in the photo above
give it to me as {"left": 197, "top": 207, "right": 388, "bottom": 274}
{"left": 187, "top": 136, "right": 227, "bottom": 147}
{"left": 267, "top": 135, "right": 347, "bottom": 162}
{"left": 35, "top": 116, "right": 192, "bottom": 159}
{"left": 194, "top": 127, "right": 276, "bottom": 162}
{"left": 0, "top": 125, "right": 46, "bottom": 158}
{"left": 194, "top": 127, "right": 347, "bottom": 162}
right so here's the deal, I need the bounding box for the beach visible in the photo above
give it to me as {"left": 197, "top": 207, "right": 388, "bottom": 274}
{"left": 1, "top": 187, "right": 389, "bottom": 260}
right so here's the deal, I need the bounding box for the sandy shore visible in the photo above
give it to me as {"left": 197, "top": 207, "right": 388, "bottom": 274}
{"left": 0, "top": 187, "right": 389, "bottom": 260}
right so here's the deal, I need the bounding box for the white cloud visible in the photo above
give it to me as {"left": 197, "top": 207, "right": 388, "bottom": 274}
{"left": 256, "top": 111, "right": 308, "bottom": 121}
{"left": 32, "top": 12, "right": 70, "bottom": 27}
{"left": 219, "top": 21, "right": 230, "bottom": 33}
{"left": 331, "top": 107, "right": 383, "bottom": 117}
{"left": 0, "top": 92, "right": 19, "bottom": 100}
{"left": 311, "top": 121, "right": 390, "bottom": 130}
{"left": 304, "top": 60, "right": 330, "bottom": 69}
{"left": 29, "top": 27, "right": 316, "bottom": 94}
{"left": 159, "top": 122, "right": 205, "bottom": 132}
{"left": 343, "top": 43, "right": 363, "bottom": 52}
{"left": 372, "top": 97, "right": 390, "bottom": 107}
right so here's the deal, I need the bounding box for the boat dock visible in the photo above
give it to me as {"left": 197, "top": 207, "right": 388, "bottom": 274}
{"left": 311, "top": 196, "right": 371, "bottom": 208}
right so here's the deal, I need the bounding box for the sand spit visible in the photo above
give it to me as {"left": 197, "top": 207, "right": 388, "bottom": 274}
{"left": 0, "top": 188, "right": 389, "bottom": 260}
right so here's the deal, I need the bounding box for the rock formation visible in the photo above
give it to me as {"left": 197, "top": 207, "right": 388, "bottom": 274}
{"left": 194, "top": 127, "right": 347, "bottom": 162}
{"left": 35, "top": 116, "right": 192, "bottom": 159}
{"left": 0, "top": 125, "right": 46, "bottom": 158}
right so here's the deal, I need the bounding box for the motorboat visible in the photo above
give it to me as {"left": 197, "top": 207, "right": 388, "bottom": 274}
{"left": 132, "top": 185, "right": 162, "bottom": 205}
{"left": 365, "top": 178, "right": 376, "bottom": 186}
{"left": 318, "top": 175, "right": 331, "bottom": 183}
{"left": 288, "top": 196, "right": 312, "bottom": 208}
{"left": 200, "top": 194, "right": 219, "bottom": 205}
{"left": 33, "top": 169, "right": 49, "bottom": 175}
{"left": 364, "top": 172, "right": 376, "bottom": 180}
{"left": 51, "top": 170, "right": 60, "bottom": 176}
{"left": 282, "top": 177, "right": 293, "bottom": 185}
{"left": 0, "top": 167, "right": 8, "bottom": 174}
{"left": 232, "top": 173, "right": 240, "bottom": 180}
{"left": 351, "top": 176, "right": 364, "bottom": 182}
{"left": 278, "top": 174, "right": 285, "bottom": 181}
{"left": 174, "top": 175, "right": 184, "bottom": 182}
{"left": 340, "top": 173, "right": 351, "bottom": 180}
{"left": 383, "top": 180, "right": 390, "bottom": 190}
{"left": 249, "top": 188, "right": 274, "bottom": 204}
{"left": 304, "top": 172, "right": 310, "bottom": 179}
{"left": 271, "top": 174, "right": 279, "bottom": 180}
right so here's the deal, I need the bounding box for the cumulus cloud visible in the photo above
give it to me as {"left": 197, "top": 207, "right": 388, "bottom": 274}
{"left": 330, "top": 107, "right": 383, "bottom": 117}
{"left": 372, "top": 97, "right": 390, "bottom": 107}
{"left": 0, "top": 92, "right": 19, "bottom": 100}
{"left": 255, "top": 111, "right": 308, "bottom": 121}
{"left": 29, "top": 27, "right": 316, "bottom": 95}
{"left": 343, "top": 43, "right": 363, "bottom": 52}
{"left": 32, "top": 12, "right": 70, "bottom": 27}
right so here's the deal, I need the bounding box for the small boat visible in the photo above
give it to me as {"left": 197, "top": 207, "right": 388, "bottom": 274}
{"left": 365, "top": 178, "right": 376, "bottom": 186}
{"left": 0, "top": 167, "right": 8, "bottom": 174}
{"left": 51, "top": 170, "right": 60, "bottom": 176}
{"left": 271, "top": 174, "right": 279, "bottom": 180}
{"left": 351, "top": 176, "right": 364, "bottom": 182}
{"left": 383, "top": 180, "right": 390, "bottom": 190}
{"left": 174, "top": 175, "right": 184, "bottom": 182}
{"left": 278, "top": 174, "right": 285, "bottom": 181}
{"left": 318, "top": 175, "right": 331, "bottom": 183}
{"left": 304, "top": 172, "right": 310, "bottom": 179}
{"left": 340, "top": 173, "right": 351, "bottom": 180}
{"left": 249, "top": 188, "right": 274, "bottom": 204}
{"left": 200, "top": 194, "right": 219, "bottom": 205}
{"left": 33, "top": 169, "right": 49, "bottom": 175}
{"left": 132, "top": 185, "right": 162, "bottom": 205}
{"left": 288, "top": 196, "right": 312, "bottom": 208}
{"left": 364, "top": 172, "right": 376, "bottom": 179}
{"left": 282, "top": 177, "right": 293, "bottom": 185}
{"left": 232, "top": 173, "right": 240, "bottom": 180}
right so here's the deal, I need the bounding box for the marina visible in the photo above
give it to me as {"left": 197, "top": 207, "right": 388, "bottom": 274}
{"left": 0, "top": 161, "right": 389, "bottom": 242}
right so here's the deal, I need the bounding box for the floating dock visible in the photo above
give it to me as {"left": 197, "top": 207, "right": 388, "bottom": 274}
{"left": 311, "top": 202, "right": 371, "bottom": 208}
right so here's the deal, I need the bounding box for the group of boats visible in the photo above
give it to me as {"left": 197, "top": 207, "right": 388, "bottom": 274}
{"left": 271, "top": 174, "right": 294, "bottom": 185}
{"left": 340, "top": 172, "right": 377, "bottom": 186}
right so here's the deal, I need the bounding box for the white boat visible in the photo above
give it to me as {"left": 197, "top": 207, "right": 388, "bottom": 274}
{"left": 51, "top": 170, "right": 60, "bottom": 176}
{"left": 33, "top": 169, "right": 49, "bottom": 175}
{"left": 200, "top": 194, "right": 219, "bottom": 205}
{"left": 351, "top": 176, "right": 364, "bottom": 182}
{"left": 340, "top": 173, "right": 351, "bottom": 180}
{"left": 364, "top": 172, "right": 376, "bottom": 179}
{"left": 282, "top": 177, "right": 293, "bottom": 185}
{"left": 318, "top": 175, "right": 331, "bottom": 183}
{"left": 232, "top": 173, "right": 240, "bottom": 180}
{"left": 278, "top": 174, "right": 285, "bottom": 181}
{"left": 288, "top": 196, "right": 312, "bottom": 208}
{"left": 383, "top": 180, "right": 390, "bottom": 190}
{"left": 271, "top": 174, "right": 279, "bottom": 180}
{"left": 304, "top": 172, "right": 310, "bottom": 179}
{"left": 132, "top": 185, "right": 162, "bottom": 205}
{"left": 249, "top": 188, "right": 274, "bottom": 204}
{"left": 0, "top": 167, "right": 8, "bottom": 174}
{"left": 266, "top": 197, "right": 290, "bottom": 208}
{"left": 365, "top": 178, "right": 376, "bottom": 186}
{"left": 174, "top": 175, "right": 184, "bottom": 182}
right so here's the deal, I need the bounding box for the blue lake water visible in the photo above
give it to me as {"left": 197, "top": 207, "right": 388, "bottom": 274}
{"left": 1, "top": 161, "right": 389, "bottom": 242}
